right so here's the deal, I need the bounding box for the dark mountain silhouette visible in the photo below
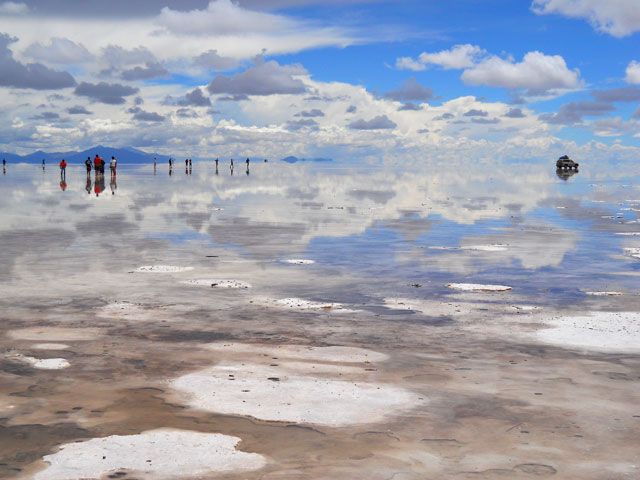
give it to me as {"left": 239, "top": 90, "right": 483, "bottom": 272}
{"left": 0, "top": 146, "right": 171, "bottom": 164}
{"left": 281, "top": 155, "right": 332, "bottom": 163}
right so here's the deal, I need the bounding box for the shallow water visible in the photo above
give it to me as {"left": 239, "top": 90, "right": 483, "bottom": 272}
{"left": 1, "top": 159, "right": 639, "bottom": 479}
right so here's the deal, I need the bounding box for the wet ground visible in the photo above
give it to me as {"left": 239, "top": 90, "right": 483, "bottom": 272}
{"left": 0, "top": 160, "right": 639, "bottom": 479}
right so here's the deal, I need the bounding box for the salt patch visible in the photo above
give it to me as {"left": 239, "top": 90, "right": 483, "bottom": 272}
{"left": 11, "top": 354, "right": 70, "bottom": 370}
{"left": 182, "top": 279, "right": 251, "bottom": 288}
{"left": 461, "top": 244, "right": 508, "bottom": 252}
{"left": 32, "top": 343, "right": 69, "bottom": 350}
{"left": 282, "top": 259, "right": 316, "bottom": 264}
{"left": 135, "top": 265, "right": 194, "bottom": 273}
{"left": 446, "top": 283, "right": 512, "bottom": 292}
{"left": 255, "top": 297, "right": 358, "bottom": 313}
{"left": 32, "top": 428, "right": 266, "bottom": 480}
{"left": 170, "top": 344, "right": 420, "bottom": 427}
{"left": 585, "top": 291, "right": 623, "bottom": 296}
{"left": 623, "top": 248, "right": 640, "bottom": 259}
{"left": 616, "top": 232, "right": 640, "bottom": 236}
{"left": 384, "top": 298, "right": 471, "bottom": 316}
{"left": 536, "top": 311, "right": 640, "bottom": 352}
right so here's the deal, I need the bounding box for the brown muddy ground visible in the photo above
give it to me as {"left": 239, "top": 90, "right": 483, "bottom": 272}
{"left": 1, "top": 291, "right": 639, "bottom": 480}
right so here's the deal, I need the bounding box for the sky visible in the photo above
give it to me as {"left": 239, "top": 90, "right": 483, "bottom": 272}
{"left": 1, "top": 0, "right": 639, "bottom": 162}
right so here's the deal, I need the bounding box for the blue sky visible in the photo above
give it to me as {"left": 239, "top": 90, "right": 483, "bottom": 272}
{"left": 0, "top": 0, "right": 639, "bottom": 160}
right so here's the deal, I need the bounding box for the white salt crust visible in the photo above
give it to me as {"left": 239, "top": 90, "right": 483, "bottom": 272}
{"left": 536, "top": 311, "right": 640, "bottom": 352}
{"left": 32, "top": 343, "right": 70, "bottom": 350}
{"left": 170, "top": 343, "right": 420, "bottom": 427}
{"left": 282, "top": 259, "right": 316, "bottom": 264}
{"left": 253, "top": 297, "right": 358, "bottom": 313}
{"left": 446, "top": 283, "right": 512, "bottom": 292}
{"left": 135, "top": 265, "right": 194, "bottom": 273}
{"left": 624, "top": 248, "right": 640, "bottom": 259}
{"left": 428, "top": 244, "right": 508, "bottom": 252}
{"left": 10, "top": 354, "right": 70, "bottom": 370}
{"left": 615, "top": 232, "right": 640, "bottom": 236}
{"left": 585, "top": 291, "right": 623, "bottom": 296}
{"left": 32, "top": 428, "right": 266, "bottom": 480}
{"left": 181, "top": 279, "right": 251, "bottom": 288}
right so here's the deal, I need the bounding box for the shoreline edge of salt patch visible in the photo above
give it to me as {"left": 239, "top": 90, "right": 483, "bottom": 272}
{"left": 535, "top": 311, "right": 640, "bottom": 352}
{"left": 282, "top": 259, "right": 316, "bottom": 265}
{"left": 32, "top": 428, "right": 266, "bottom": 480}
{"left": 182, "top": 279, "right": 251, "bottom": 289}
{"left": 446, "top": 283, "right": 512, "bottom": 292}
{"left": 135, "top": 265, "right": 194, "bottom": 273}
{"left": 169, "top": 343, "right": 420, "bottom": 427}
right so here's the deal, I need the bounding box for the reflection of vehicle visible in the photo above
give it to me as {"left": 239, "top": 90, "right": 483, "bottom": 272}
{"left": 556, "top": 155, "right": 579, "bottom": 169}
{"left": 556, "top": 168, "right": 579, "bottom": 181}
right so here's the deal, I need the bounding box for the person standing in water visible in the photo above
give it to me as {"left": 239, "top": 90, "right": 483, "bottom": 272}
{"left": 59, "top": 159, "right": 67, "bottom": 176}
{"left": 42, "top": 158, "right": 45, "bottom": 170}
{"left": 110, "top": 156, "right": 117, "bottom": 175}
{"left": 85, "top": 156, "right": 92, "bottom": 174}
{"left": 215, "top": 158, "right": 218, "bottom": 168}
{"left": 94, "top": 154, "right": 102, "bottom": 174}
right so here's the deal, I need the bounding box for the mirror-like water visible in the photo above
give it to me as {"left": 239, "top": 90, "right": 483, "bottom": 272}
{"left": 1, "top": 159, "right": 639, "bottom": 479}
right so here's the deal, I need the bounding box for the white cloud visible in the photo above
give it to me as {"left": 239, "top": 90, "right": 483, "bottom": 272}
{"left": 157, "top": 0, "right": 302, "bottom": 36}
{"left": 418, "top": 44, "right": 485, "bottom": 70}
{"left": 396, "top": 44, "right": 484, "bottom": 71}
{"left": 625, "top": 60, "right": 640, "bottom": 84}
{"left": 395, "top": 56, "right": 426, "bottom": 71}
{"left": 531, "top": 0, "right": 640, "bottom": 38}
{"left": 461, "top": 51, "right": 581, "bottom": 90}
{"left": 0, "top": 1, "right": 27, "bottom": 14}
{"left": 24, "top": 37, "right": 92, "bottom": 64}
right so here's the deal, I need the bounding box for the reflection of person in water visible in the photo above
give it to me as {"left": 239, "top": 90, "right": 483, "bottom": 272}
{"left": 215, "top": 165, "right": 218, "bottom": 176}
{"left": 85, "top": 172, "right": 92, "bottom": 194}
{"left": 110, "top": 173, "right": 117, "bottom": 195}
{"left": 59, "top": 179, "right": 67, "bottom": 191}
{"left": 94, "top": 171, "right": 105, "bottom": 196}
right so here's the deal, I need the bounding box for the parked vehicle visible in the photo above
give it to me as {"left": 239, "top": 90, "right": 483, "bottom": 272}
{"left": 556, "top": 155, "right": 579, "bottom": 169}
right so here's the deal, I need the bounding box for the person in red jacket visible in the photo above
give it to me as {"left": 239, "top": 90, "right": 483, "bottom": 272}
{"left": 59, "top": 159, "right": 67, "bottom": 178}
{"left": 94, "top": 154, "right": 103, "bottom": 174}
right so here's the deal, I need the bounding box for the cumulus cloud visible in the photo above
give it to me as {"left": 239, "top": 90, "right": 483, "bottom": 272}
{"left": 592, "top": 86, "right": 640, "bottom": 102}
{"left": 129, "top": 107, "right": 165, "bottom": 122}
{"left": 396, "top": 44, "right": 485, "bottom": 71}
{"left": 24, "top": 37, "right": 92, "bottom": 64}
{"left": 383, "top": 77, "right": 434, "bottom": 101}
{"left": 157, "top": 0, "right": 295, "bottom": 35}
{"left": 74, "top": 81, "right": 139, "bottom": 104}
{"left": 434, "top": 113, "right": 454, "bottom": 120}
{"left": 346, "top": 105, "right": 357, "bottom": 113}
{"left": 540, "top": 100, "right": 615, "bottom": 125}
{"left": 176, "top": 108, "right": 199, "bottom": 118}
{"left": 30, "top": 111, "right": 60, "bottom": 120}
{"left": 461, "top": 51, "right": 581, "bottom": 90}
{"left": 67, "top": 105, "right": 92, "bottom": 114}
{"left": 398, "top": 102, "right": 422, "bottom": 111}
{"left": 286, "top": 118, "right": 318, "bottom": 130}
{"left": 625, "top": 61, "right": 640, "bottom": 84}
{"left": 504, "top": 108, "right": 525, "bottom": 118}
{"left": 102, "top": 45, "right": 156, "bottom": 67}
{"left": 166, "top": 88, "right": 212, "bottom": 107}
{"left": 121, "top": 62, "right": 169, "bottom": 81}
{"left": 349, "top": 115, "right": 397, "bottom": 130}
{"left": 0, "top": 1, "right": 27, "bottom": 14}
{"left": 591, "top": 116, "right": 640, "bottom": 136}
{"left": 463, "top": 109, "right": 488, "bottom": 117}
{"left": 295, "top": 109, "right": 324, "bottom": 117}
{"left": 207, "top": 59, "right": 306, "bottom": 96}
{"left": 471, "top": 117, "right": 500, "bottom": 124}
{"left": 193, "top": 49, "right": 238, "bottom": 71}
{"left": 0, "top": 34, "right": 76, "bottom": 90}
{"left": 531, "top": 0, "right": 640, "bottom": 38}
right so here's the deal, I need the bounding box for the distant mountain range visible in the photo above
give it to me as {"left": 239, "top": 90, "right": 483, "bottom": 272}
{"left": 0, "top": 148, "right": 333, "bottom": 165}
{"left": 0, "top": 146, "right": 170, "bottom": 164}
{"left": 280, "top": 156, "right": 332, "bottom": 163}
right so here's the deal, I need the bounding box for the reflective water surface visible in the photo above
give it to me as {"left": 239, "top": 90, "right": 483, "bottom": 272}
{"left": 0, "top": 159, "right": 639, "bottom": 479}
